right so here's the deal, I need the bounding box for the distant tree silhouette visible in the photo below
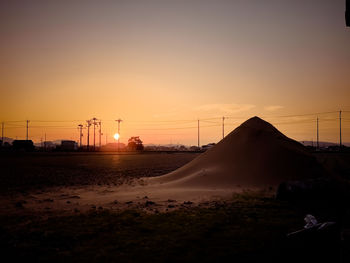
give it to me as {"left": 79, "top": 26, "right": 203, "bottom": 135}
{"left": 127, "top": 136, "right": 144, "bottom": 151}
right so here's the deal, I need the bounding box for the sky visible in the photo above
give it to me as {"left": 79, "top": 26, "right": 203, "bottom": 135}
{"left": 1, "top": 0, "right": 350, "bottom": 145}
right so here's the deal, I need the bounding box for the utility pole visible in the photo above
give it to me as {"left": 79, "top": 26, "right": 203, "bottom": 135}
{"left": 197, "top": 119, "right": 200, "bottom": 148}
{"left": 1, "top": 122, "right": 4, "bottom": 145}
{"left": 44, "top": 133, "right": 47, "bottom": 151}
{"left": 26, "top": 120, "right": 30, "bottom": 140}
{"left": 78, "top": 124, "right": 83, "bottom": 148}
{"left": 98, "top": 120, "right": 102, "bottom": 148}
{"left": 222, "top": 116, "right": 225, "bottom": 140}
{"left": 115, "top": 119, "right": 122, "bottom": 151}
{"left": 339, "top": 110, "right": 342, "bottom": 148}
{"left": 92, "top": 117, "right": 98, "bottom": 151}
{"left": 316, "top": 117, "right": 319, "bottom": 150}
{"left": 86, "top": 120, "right": 91, "bottom": 151}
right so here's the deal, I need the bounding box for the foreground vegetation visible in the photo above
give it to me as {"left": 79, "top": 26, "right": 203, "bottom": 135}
{"left": 1, "top": 193, "right": 348, "bottom": 262}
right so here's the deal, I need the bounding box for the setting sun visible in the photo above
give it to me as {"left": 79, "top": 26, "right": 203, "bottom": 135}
{"left": 114, "top": 133, "right": 120, "bottom": 140}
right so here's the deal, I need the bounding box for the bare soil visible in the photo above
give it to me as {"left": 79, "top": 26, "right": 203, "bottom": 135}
{"left": 0, "top": 152, "right": 349, "bottom": 262}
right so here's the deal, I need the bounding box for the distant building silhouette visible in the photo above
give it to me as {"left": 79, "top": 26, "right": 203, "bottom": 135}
{"left": 100, "top": 142, "right": 126, "bottom": 151}
{"left": 60, "top": 140, "right": 78, "bottom": 151}
{"left": 12, "top": 140, "right": 35, "bottom": 151}
{"left": 44, "top": 141, "right": 55, "bottom": 150}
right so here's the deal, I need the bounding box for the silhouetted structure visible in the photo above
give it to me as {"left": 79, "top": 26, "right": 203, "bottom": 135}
{"left": 12, "top": 140, "right": 35, "bottom": 151}
{"left": 201, "top": 143, "right": 216, "bottom": 151}
{"left": 127, "top": 136, "right": 144, "bottom": 151}
{"left": 115, "top": 119, "right": 122, "bottom": 151}
{"left": 346, "top": 0, "right": 350, "bottom": 26}
{"left": 60, "top": 140, "right": 78, "bottom": 151}
{"left": 100, "top": 142, "right": 126, "bottom": 151}
{"left": 43, "top": 141, "right": 55, "bottom": 150}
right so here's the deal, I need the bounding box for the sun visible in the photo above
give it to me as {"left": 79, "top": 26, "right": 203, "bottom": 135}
{"left": 113, "top": 133, "right": 120, "bottom": 140}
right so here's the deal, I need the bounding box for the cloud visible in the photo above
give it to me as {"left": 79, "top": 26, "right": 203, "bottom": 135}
{"left": 195, "top": 103, "right": 255, "bottom": 114}
{"left": 264, "top": 105, "right": 284, "bottom": 112}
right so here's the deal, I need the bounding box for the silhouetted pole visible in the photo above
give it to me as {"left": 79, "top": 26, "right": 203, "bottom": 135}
{"left": 1, "top": 122, "right": 4, "bottom": 145}
{"left": 316, "top": 117, "right": 319, "bottom": 149}
{"left": 197, "top": 119, "right": 200, "bottom": 148}
{"left": 44, "top": 133, "right": 46, "bottom": 151}
{"left": 222, "top": 117, "right": 225, "bottom": 140}
{"left": 26, "top": 120, "right": 30, "bottom": 140}
{"left": 115, "top": 119, "right": 122, "bottom": 151}
{"left": 86, "top": 120, "right": 91, "bottom": 151}
{"left": 346, "top": 0, "right": 350, "bottom": 26}
{"left": 78, "top": 124, "right": 83, "bottom": 148}
{"left": 92, "top": 117, "right": 97, "bottom": 151}
{"left": 98, "top": 121, "right": 102, "bottom": 148}
{"left": 339, "top": 110, "right": 342, "bottom": 148}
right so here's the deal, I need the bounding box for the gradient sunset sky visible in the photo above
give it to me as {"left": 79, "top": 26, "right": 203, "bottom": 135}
{"left": 1, "top": 0, "right": 349, "bottom": 145}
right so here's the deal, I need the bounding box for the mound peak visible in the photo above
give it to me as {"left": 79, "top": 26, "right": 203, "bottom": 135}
{"left": 149, "top": 117, "right": 325, "bottom": 188}
{"left": 240, "top": 116, "right": 277, "bottom": 130}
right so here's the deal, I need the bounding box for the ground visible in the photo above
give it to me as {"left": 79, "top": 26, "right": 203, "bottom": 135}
{"left": 0, "top": 152, "right": 349, "bottom": 262}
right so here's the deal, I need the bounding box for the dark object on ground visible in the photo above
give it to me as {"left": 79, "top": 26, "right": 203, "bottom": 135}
{"left": 145, "top": 200, "right": 155, "bottom": 206}
{"left": 287, "top": 214, "right": 336, "bottom": 237}
{"left": 276, "top": 177, "right": 347, "bottom": 201}
{"left": 60, "top": 140, "right": 78, "bottom": 151}
{"left": 12, "top": 140, "right": 35, "bottom": 152}
{"left": 286, "top": 214, "right": 341, "bottom": 263}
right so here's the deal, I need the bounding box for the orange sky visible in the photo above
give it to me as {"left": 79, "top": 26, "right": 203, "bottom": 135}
{"left": 1, "top": 0, "right": 349, "bottom": 145}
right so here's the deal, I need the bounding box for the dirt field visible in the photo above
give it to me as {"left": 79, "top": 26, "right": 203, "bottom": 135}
{"left": 0, "top": 152, "right": 349, "bottom": 262}
{"left": 0, "top": 152, "right": 200, "bottom": 193}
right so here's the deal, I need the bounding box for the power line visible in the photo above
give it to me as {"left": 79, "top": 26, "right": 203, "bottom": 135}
{"left": 30, "top": 120, "right": 85, "bottom": 123}
{"left": 134, "top": 124, "right": 221, "bottom": 131}
{"left": 4, "top": 110, "right": 349, "bottom": 124}
{"left": 2, "top": 109, "right": 349, "bottom": 145}
{"left": 262, "top": 111, "right": 339, "bottom": 118}
{"left": 24, "top": 125, "right": 78, "bottom": 129}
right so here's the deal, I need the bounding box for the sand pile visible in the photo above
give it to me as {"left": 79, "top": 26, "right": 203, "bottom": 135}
{"left": 4, "top": 117, "right": 327, "bottom": 213}
{"left": 147, "top": 116, "right": 325, "bottom": 188}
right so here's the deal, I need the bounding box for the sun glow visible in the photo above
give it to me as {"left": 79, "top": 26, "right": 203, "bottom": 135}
{"left": 114, "top": 133, "right": 120, "bottom": 140}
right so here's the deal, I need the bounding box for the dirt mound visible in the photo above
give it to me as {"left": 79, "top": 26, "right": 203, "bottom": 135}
{"left": 148, "top": 116, "right": 325, "bottom": 188}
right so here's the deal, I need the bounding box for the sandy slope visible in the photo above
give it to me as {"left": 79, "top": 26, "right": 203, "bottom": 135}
{"left": 147, "top": 116, "right": 325, "bottom": 188}
{"left": 2, "top": 117, "right": 326, "bottom": 214}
